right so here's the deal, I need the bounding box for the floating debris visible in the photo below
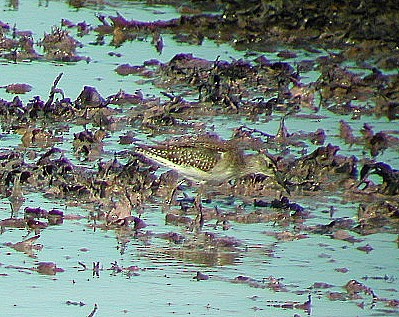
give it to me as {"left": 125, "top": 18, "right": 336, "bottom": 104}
{"left": 36, "top": 262, "right": 64, "bottom": 275}
{"left": 4, "top": 235, "right": 42, "bottom": 257}
{"left": 2, "top": 83, "right": 32, "bottom": 94}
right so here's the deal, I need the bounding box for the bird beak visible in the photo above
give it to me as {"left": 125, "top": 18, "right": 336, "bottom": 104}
{"left": 260, "top": 150, "right": 290, "bottom": 195}
{"left": 275, "top": 170, "right": 291, "bottom": 195}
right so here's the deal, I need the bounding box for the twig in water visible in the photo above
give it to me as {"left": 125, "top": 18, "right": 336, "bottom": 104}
{"left": 45, "top": 73, "right": 64, "bottom": 107}
{"left": 87, "top": 303, "right": 98, "bottom": 317}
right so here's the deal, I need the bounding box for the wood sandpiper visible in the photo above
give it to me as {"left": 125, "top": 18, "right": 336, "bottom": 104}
{"left": 134, "top": 134, "right": 285, "bottom": 189}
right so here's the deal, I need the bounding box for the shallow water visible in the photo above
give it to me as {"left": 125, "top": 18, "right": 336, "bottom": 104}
{"left": 0, "top": 1, "right": 398, "bottom": 316}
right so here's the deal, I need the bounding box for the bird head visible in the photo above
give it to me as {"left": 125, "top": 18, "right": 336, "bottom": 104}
{"left": 244, "top": 151, "right": 290, "bottom": 194}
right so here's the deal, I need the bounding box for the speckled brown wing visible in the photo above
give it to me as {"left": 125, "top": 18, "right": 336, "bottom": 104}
{"left": 136, "top": 144, "right": 223, "bottom": 172}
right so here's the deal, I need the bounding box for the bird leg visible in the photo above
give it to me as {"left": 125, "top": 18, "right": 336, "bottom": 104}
{"left": 191, "top": 185, "right": 205, "bottom": 232}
